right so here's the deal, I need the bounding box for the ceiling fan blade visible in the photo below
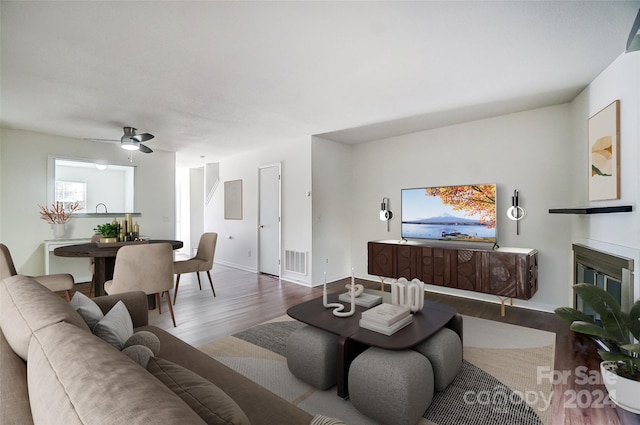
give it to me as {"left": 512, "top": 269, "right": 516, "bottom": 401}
{"left": 83, "top": 138, "right": 120, "bottom": 143}
{"left": 85, "top": 128, "right": 154, "bottom": 154}
{"left": 133, "top": 133, "right": 154, "bottom": 142}
{"left": 139, "top": 143, "right": 153, "bottom": 154}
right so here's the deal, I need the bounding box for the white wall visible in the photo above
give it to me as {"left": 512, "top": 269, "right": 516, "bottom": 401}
{"left": 569, "top": 51, "right": 640, "bottom": 305}
{"left": 203, "top": 138, "right": 313, "bottom": 285}
{"left": 175, "top": 167, "right": 191, "bottom": 256}
{"left": 0, "top": 128, "right": 176, "bottom": 276}
{"left": 4, "top": 53, "right": 636, "bottom": 313}
{"left": 189, "top": 167, "right": 205, "bottom": 255}
{"left": 348, "top": 104, "right": 574, "bottom": 312}
{"left": 311, "top": 137, "right": 353, "bottom": 284}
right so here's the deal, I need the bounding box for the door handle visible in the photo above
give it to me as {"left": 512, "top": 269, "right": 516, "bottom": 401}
{"left": 259, "top": 224, "right": 265, "bottom": 229}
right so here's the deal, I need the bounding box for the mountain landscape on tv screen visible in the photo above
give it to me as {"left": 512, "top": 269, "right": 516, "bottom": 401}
{"left": 404, "top": 212, "right": 485, "bottom": 226}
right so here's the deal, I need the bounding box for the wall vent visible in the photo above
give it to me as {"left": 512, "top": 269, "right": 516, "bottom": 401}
{"left": 285, "top": 250, "right": 307, "bottom": 275}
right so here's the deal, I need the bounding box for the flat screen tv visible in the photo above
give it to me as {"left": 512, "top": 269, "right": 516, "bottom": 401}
{"left": 401, "top": 184, "right": 497, "bottom": 243}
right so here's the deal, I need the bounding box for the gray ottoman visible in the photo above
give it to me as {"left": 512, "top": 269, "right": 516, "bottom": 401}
{"left": 412, "top": 327, "right": 462, "bottom": 391}
{"left": 286, "top": 325, "right": 339, "bottom": 390}
{"left": 348, "top": 347, "right": 434, "bottom": 425}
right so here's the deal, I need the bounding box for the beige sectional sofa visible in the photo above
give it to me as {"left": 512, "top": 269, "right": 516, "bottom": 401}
{"left": 0, "top": 274, "right": 326, "bottom": 425}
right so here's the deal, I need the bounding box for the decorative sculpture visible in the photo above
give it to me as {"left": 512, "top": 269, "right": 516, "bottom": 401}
{"left": 344, "top": 282, "right": 364, "bottom": 297}
{"left": 323, "top": 270, "right": 356, "bottom": 317}
{"left": 391, "top": 278, "right": 425, "bottom": 313}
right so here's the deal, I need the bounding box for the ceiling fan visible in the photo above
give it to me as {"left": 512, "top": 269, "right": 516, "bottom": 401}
{"left": 84, "top": 126, "right": 155, "bottom": 153}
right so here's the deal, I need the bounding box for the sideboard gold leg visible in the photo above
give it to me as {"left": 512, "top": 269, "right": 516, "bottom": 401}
{"left": 496, "top": 296, "right": 513, "bottom": 317}
{"left": 379, "top": 276, "right": 385, "bottom": 292}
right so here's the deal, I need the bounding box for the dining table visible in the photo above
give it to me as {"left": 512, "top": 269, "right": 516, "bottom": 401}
{"left": 53, "top": 240, "right": 183, "bottom": 298}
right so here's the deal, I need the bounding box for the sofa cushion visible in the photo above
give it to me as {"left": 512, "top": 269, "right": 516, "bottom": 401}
{"left": 147, "top": 357, "right": 251, "bottom": 425}
{"left": 93, "top": 300, "right": 133, "bottom": 350}
{"left": 122, "top": 344, "right": 155, "bottom": 367}
{"left": 28, "top": 321, "right": 207, "bottom": 425}
{"left": 0, "top": 275, "right": 89, "bottom": 360}
{"left": 125, "top": 330, "right": 161, "bottom": 355}
{"left": 70, "top": 291, "right": 104, "bottom": 329}
{"left": 137, "top": 325, "right": 314, "bottom": 425}
{"left": 0, "top": 329, "right": 34, "bottom": 425}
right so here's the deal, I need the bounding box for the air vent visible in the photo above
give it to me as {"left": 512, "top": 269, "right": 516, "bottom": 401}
{"left": 285, "top": 250, "right": 307, "bottom": 275}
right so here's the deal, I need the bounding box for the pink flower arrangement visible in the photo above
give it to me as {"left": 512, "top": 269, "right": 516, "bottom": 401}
{"left": 39, "top": 202, "right": 80, "bottom": 224}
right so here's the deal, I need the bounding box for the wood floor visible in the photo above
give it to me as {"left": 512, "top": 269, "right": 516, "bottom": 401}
{"left": 73, "top": 264, "right": 639, "bottom": 425}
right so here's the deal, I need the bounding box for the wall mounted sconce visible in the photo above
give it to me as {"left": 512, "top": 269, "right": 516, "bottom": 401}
{"left": 380, "top": 197, "right": 393, "bottom": 232}
{"left": 506, "top": 189, "right": 526, "bottom": 235}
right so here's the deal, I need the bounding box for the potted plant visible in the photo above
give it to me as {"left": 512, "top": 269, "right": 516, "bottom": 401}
{"left": 39, "top": 201, "right": 80, "bottom": 238}
{"left": 555, "top": 283, "right": 640, "bottom": 413}
{"left": 94, "top": 223, "right": 119, "bottom": 243}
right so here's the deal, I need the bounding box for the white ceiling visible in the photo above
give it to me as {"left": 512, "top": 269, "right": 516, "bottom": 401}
{"left": 2, "top": 1, "right": 639, "bottom": 167}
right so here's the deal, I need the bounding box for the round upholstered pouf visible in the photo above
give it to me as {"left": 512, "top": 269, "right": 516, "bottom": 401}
{"left": 412, "top": 327, "right": 462, "bottom": 391}
{"left": 348, "top": 347, "right": 434, "bottom": 425}
{"left": 286, "top": 325, "right": 339, "bottom": 390}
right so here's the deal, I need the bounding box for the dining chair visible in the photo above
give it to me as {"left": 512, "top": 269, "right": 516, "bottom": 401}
{"left": 0, "top": 243, "right": 75, "bottom": 301}
{"left": 103, "top": 243, "right": 177, "bottom": 327}
{"left": 173, "top": 232, "right": 218, "bottom": 305}
{"left": 88, "top": 233, "right": 101, "bottom": 297}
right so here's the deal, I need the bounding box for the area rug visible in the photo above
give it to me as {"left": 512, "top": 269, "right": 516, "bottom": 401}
{"left": 198, "top": 315, "right": 555, "bottom": 425}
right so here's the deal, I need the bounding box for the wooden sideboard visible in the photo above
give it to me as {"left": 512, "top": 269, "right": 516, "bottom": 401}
{"left": 368, "top": 241, "right": 538, "bottom": 300}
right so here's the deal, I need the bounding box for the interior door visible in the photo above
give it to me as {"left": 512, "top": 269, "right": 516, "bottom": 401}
{"left": 258, "top": 164, "right": 281, "bottom": 277}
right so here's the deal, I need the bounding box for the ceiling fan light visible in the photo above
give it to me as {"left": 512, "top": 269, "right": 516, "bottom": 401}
{"left": 121, "top": 138, "right": 140, "bottom": 151}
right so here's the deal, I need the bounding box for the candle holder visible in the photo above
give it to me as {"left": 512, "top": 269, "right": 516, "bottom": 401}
{"left": 323, "top": 271, "right": 355, "bottom": 317}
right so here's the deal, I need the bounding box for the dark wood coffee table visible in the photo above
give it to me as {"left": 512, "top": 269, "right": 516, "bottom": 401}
{"left": 287, "top": 291, "right": 457, "bottom": 398}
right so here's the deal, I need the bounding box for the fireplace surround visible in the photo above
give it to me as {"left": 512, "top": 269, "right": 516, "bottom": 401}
{"left": 572, "top": 244, "right": 634, "bottom": 314}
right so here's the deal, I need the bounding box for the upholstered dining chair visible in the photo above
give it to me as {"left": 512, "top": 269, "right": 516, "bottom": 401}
{"left": 0, "top": 243, "right": 75, "bottom": 301}
{"left": 103, "top": 243, "right": 177, "bottom": 327}
{"left": 173, "top": 232, "right": 218, "bottom": 305}
{"left": 87, "top": 233, "right": 101, "bottom": 297}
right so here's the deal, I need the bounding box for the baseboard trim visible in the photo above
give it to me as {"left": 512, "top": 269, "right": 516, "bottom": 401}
{"left": 214, "top": 259, "right": 256, "bottom": 274}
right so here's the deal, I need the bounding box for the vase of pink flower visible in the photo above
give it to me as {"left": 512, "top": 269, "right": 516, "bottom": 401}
{"left": 39, "top": 202, "right": 80, "bottom": 239}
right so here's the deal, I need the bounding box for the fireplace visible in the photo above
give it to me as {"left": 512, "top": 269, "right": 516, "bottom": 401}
{"left": 572, "top": 244, "right": 634, "bottom": 314}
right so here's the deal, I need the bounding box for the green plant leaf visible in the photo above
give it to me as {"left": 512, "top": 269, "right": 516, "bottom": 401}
{"left": 94, "top": 223, "right": 119, "bottom": 238}
{"left": 628, "top": 301, "right": 640, "bottom": 341}
{"left": 598, "top": 350, "right": 636, "bottom": 363}
{"left": 573, "top": 283, "right": 628, "bottom": 343}
{"left": 554, "top": 307, "right": 595, "bottom": 325}
{"left": 570, "top": 321, "right": 618, "bottom": 340}
{"left": 573, "top": 283, "right": 622, "bottom": 315}
{"left": 630, "top": 300, "right": 640, "bottom": 321}
{"left": 620, "top": 343, "right": 640, "bottom": 354}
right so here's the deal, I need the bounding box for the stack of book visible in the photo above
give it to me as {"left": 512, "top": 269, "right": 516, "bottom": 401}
{"left": 359, "top": 303, "right": 413, "bottom": 336}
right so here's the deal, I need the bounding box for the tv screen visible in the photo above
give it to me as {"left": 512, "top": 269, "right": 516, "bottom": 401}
{"left": 401, "top": 184, "right": 497, "bottom": 243}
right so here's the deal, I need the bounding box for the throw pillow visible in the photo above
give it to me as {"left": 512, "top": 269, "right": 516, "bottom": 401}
{"left": 70, "top": 291, "right": 104, "bottom": 330}
{"left": 147, "top": 357, "right": 250, "bottom": 425}
{"left": 124, "top": 331, "right": 161, "bottom": 355}
{"left": 93, "top": 301, "right": 133, "bottom": 350}
{"left": 122, "top": 345, "right": 155, "bottom": 368}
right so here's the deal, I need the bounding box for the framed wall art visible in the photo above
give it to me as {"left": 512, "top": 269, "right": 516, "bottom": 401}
{"left": 588, "top": 100, "right": 620, "bottom": 201}
{"left": 224, "top": 179, "right": 243, "bottom": 220}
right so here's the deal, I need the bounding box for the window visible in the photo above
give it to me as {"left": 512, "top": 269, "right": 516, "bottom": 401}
{"left": 55, "top": 180, "right": 87, "bottom": 213}
{"left": 49, "top": 157, "right": 136, "bottom": 214}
